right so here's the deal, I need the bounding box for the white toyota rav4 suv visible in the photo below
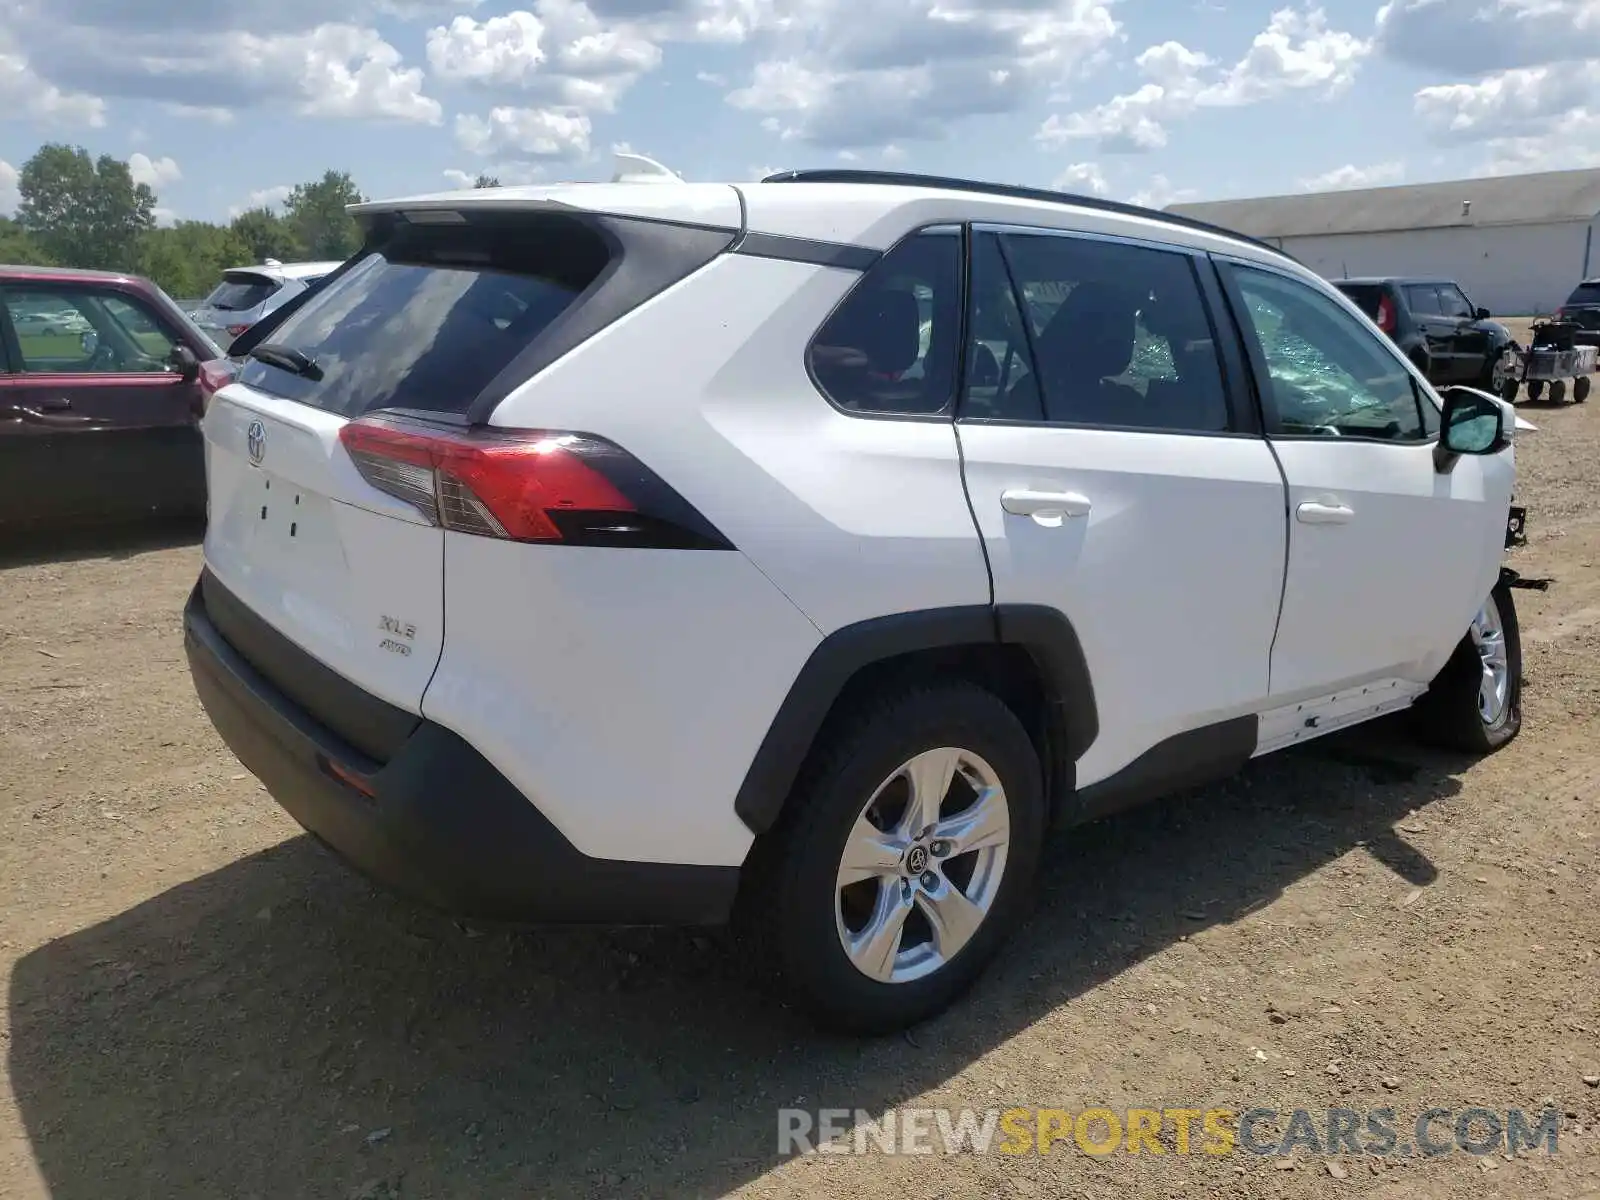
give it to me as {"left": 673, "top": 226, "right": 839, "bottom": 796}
{"left": 185, "top": 168, "right": 1525, "bottom": 1034}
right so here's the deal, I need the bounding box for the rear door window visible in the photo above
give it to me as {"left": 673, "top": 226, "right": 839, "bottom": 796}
{"left": 1405, "top": 285, "right": 1442, "bottom": 315}
{"left": 235, "top": 213, "right": 612, "bottom": 417}
{"left": 1567, "top": 282, "right": 1600, "bottom": 304}
{"left": 204, "top": 272, "right": 281, "bottom": 312}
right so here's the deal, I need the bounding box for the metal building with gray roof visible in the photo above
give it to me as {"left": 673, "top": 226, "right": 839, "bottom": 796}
{"left": 1168, "top": 168, "right": 1600, "bottom": 316}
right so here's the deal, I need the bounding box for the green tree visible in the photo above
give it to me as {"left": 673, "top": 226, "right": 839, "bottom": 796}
{"left": 474, "top": 174, "right": 502, "bottom": 188}
{"left": 139, "top": 221, "right": 253, "bottom": 299}
{"left": 0, "top": 215, "right": 53, "bottom": 266}
{"left": 229, "top": 206, "right": 301, "bottom": 263}
{"left": 283, "top": 170, "right": 365, "bottom": 260}
{"left": 16, "top": 143, "right": 155, "bottom": 270}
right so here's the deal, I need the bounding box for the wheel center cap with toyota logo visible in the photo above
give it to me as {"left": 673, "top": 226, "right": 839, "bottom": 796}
{"left": 905, "top": 845, "right": 929, "bottom": 875}
{"left": 246, "top": 418, "right": 266, "bottom": 466}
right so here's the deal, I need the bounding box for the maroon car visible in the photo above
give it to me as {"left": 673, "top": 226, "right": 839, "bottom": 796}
{"left": 1, "top": 264, "right": 226, "bottom": 532}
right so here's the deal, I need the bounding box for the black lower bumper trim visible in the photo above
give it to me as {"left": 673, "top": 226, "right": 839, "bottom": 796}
{"left": 184, "top": 580, "right": 739, "bottom": 926}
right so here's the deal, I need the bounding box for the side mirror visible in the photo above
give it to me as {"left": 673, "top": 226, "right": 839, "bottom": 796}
{"left": 170, "top": 344, "right": 201, "bottom": 383}
{"left": 1475, "top": 306, "right": 1492, "bottom": 320}
{"left": 79, "top": 329, "right": 99, "bottom": 358}
{"left": 1436, "top": 387, "right": 1506, "bottom": 470}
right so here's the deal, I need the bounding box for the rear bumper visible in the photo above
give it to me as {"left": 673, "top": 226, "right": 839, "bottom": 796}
{"left": 183, "top": 578, "right": 739, "bottom": 925}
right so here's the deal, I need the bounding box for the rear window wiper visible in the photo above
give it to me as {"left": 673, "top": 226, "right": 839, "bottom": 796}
{"left": 249, "top": 342, "right": 324, "bottom": 382}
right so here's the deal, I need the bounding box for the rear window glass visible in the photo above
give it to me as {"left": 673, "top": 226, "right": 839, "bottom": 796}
{"left": 1333, "top": 283, "right": 1385, "bottom": 318}
{"left": 205, "top": 273, "right": 280, "bottom": 311}
{"left": 235, "top": 214, "right": 611, "bottom": 417}
{"left": 1567, "top": 283, "right": 1600, "bottom": 304}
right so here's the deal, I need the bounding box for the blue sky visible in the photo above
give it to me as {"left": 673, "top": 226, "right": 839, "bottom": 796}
{"left": 2, "top": 0, "right": 1595, "bottom": 224}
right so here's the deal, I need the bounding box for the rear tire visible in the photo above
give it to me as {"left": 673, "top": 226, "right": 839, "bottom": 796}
{"left": 1575, "top": 375, "right": 1591, "bottom": 403}
{"left": 1411, "top": 579, "right": 1522, "bottom": 755}
{"left": 743, "top": 682, "right": 1046, "bottom": 1035}
{"left": 1527, "top": 379, "right": 1546, "bottom": 402}
{"left": 1550, "top": 378, "right": 1568, "bottom": 403}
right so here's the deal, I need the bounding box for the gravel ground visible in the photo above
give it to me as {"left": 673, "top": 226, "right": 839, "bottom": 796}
{"left": 2, "top": 349, "right": 1598, "bottom": 1199}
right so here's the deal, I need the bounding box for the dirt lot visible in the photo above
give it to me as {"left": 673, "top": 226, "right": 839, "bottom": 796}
{"left": 3, "top": 350, "right": 1600, "bottom": 1198}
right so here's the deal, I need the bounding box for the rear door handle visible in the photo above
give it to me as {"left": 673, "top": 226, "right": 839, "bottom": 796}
{"left": 1000, "top": 488, "right": 1092, "bottom": 519}
{"left": 1296, "top": 500, "right": 1355, "bottom": 525}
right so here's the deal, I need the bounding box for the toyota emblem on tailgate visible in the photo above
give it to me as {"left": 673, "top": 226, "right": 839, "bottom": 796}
{"left": 246, "top": 418, "right": 266, "bottom": 466}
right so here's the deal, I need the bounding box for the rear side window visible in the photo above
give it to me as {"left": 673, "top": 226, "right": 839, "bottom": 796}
{"left": 808, "top": 227, "right": 962, "bottom": 416}
{"left": 1334, "top": 283, "right": 1385, "bottom": 319}
{"left": 236, "top": 214, "right": 612, "bottom": 417}
{"left": 205, "top": 272, "right": 281, "bottom": 312}
{"left": 1567, "top": 282, "right": 1600, "bottom": 304}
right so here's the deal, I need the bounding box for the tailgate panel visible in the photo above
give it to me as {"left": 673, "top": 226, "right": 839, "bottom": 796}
{"left": 202, "top": 385, "right": 445, "bottom": 717}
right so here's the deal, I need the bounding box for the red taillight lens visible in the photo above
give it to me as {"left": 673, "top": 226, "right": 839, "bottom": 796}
{"left": 196, "top": 357, "right": 239, "bottom": 417}
{"left": 1376, "top": 295, "right": 1396, "bottom": 333}
{"left": 337, "top": 414, "right": 733, "bottom": 550}
{"left": 226, "top": 323, "right": 251, "bottom": 338}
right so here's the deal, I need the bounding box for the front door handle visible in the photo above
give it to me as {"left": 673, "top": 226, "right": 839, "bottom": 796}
{"left": 1297, "top": 500, "right": 1355, "bottom": 525}
{"left": 1000, "top": 488, "right": 1092, "bottom": 519}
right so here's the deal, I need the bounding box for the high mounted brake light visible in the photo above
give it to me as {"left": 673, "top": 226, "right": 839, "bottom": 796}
{"left": 338, "top": 414, "right": 734, "bottom": 551}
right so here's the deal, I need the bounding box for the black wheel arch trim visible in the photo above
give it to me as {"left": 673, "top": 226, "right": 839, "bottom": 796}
{"left": 732, "top": 603, "right": 1099, "bottom": 835}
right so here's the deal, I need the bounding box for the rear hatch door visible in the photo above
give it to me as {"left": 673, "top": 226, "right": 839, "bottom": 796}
{"left": 192, "top": 270, "right": 282, "bottom": 344}
{"left": 202, "top": 211, "right": 623, "bottom": 723}
{"left": 1562, "top": 283, "right": 1600, "bottom": 330}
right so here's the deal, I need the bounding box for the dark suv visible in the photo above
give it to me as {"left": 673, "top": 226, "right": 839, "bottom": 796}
{"left": 1, "top": 265, "right": 224, "bottom": 533}
{"left": 1556, "top": 279, "right": 1600, "bottom": 346}
{"left": 1332, "top": 277, "right": 1519, "bottom": 393}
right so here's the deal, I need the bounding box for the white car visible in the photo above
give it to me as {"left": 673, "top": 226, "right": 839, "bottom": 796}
{"left": 185, "top": 167, "right": 1524, "bottom": 1034}
{"left": 189, "top": 259, "right": 344, "bottom": 351}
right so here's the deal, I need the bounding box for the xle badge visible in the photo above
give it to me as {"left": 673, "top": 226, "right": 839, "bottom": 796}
{"left": 379, "top": 615, "right": 416, "bottom": 656}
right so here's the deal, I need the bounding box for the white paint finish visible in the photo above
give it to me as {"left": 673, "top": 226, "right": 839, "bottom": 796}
{"left": 1253, "top": 678, "right": 1427, "bottom": 757}
{"left": 1267, "top": 439, "right": 1514, "bottom": 700}
{"left": 202, "top": 385, "right": 445, "bottom": 712}
{"left": 423, "top": 535, "right": 821, "bottom": 866}
{"left": 487, "top": 253, "right": 992, "bottom": 635}
{"left": 957, "top": 425, "right": 1288, "bottom": 785}
{"left": 1283, "top": 221, "right": 1592, "bottom": 317}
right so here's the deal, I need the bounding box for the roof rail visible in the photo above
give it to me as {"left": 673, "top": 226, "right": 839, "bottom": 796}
{"left": 759, "top": 168, "right": 1299, "bottom": 264}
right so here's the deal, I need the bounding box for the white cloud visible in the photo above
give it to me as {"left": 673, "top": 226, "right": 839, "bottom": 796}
{"left": 443, "top": 168, "right": 479, "bottom": 188}
{"left": 163, "top": 103, "right": 236, "bottom": 124}
{"left": 0, "top": 160, "right": 19, "bottom": 215}
{"left": 0, "top": 30, "right": 106, "bottom": 125}
{"left": 1377, "top": 0, "right": 1600, "bottom": 74}
{"left": 1411, "top": 48, "right": 1600, "bottom": 172}
{"left": 1053, "top": 161, "right": 1109, "bottom": 194}
{"left": 1298, "top": 160, "right": 1404, "bottom": 191}
{"left": 1127, "top": 173, "right": 1197, "bottom": 209}
{"left": 1415, "top": 64, "right": 1589, "bottom": 140}
{"left": 10, "top": 20, "right": 437, "bottom": 124}
{"left": 152, "top": 205, "right": 178, "bottom": 226}
{"left": 427, "top": 3, "right": 662, "bottom": 113}
{"left": 129, "top": 152, "right": 182, "bottom": 190}
{"left": 695, "top": 69, "right": 725, "bottom": 85}
{"left": 1039, "top": 7, "right": 1370, "bottom": 153}
{"left": 725, "top": 0, "right": 1121, "bottom": 148}
{"left": 227, "top": 184, "right": 294, "bottom": 218}
{"left": 455, "top": 105, "right": 593, "bottom": 159}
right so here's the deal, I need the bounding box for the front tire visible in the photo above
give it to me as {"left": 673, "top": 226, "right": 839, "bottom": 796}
{"left": 1411, "top": 579, "right": 1522, "bottom": 754}
{"left": 748, "top": 682, "right": 1045, "bottom": 1035}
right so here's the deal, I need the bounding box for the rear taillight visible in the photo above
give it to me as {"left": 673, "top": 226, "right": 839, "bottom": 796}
{"left": 1376, "top": 295, "right": 1396, "bottom": 333}
{"left": 1557, "top": 307, "right": 1569, "bottom": 320}
{"left": 226, "top": 323, "right": 251, "bottom": 338}
{"left": 196, "top": 357, "right": 239, "bottom": 417}
{"left": 337, "top": 414, "right": 734, "bottom": 550}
